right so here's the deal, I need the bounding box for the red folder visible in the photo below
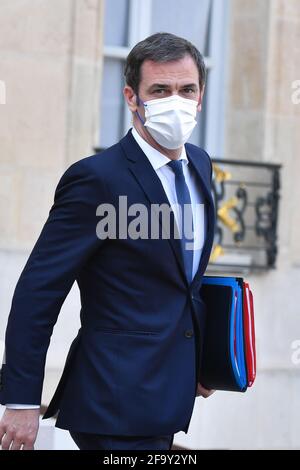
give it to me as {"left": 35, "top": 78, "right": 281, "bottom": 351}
{"left": 243, "top": 282, "right": 256, "bottom": 386}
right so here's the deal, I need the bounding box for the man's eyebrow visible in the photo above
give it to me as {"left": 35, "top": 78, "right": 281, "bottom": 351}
{"left": 180, "top": 83, "right": 198, "bottom": 89}
{"left": 148, "top": 83, "right": 198, "bottom": 91}
{"left": 148, "top": 83, "right": 171, "bottom": 90}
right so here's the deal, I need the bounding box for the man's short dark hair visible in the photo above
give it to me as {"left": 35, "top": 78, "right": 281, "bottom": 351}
{"left": 124, "top": 32, "right": 206, "bottom": 94}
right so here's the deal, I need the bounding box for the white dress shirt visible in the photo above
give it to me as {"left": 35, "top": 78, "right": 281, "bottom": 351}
{"left": 5, "top": 404, "right": 40, "bottom": 409}
{"left": 7, "top": 128, "right": 206, "bottom": 410}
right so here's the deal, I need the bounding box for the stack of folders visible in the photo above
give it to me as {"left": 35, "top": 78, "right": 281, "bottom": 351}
{"left": 199, "top": 276, "right": 256, "bottom": 392}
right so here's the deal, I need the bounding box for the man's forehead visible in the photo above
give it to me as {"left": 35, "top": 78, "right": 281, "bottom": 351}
{"left": 140, "top": 56, "right": 199, "bottom": 84}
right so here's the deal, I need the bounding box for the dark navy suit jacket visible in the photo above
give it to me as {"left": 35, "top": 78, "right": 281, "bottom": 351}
{"left": 0, "top": 130, "right": 216, "bottom": 436}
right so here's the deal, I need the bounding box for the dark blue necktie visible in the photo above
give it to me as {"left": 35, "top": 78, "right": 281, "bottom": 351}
{"left": 168, "top": 160, "right": 194, "bottom": 282}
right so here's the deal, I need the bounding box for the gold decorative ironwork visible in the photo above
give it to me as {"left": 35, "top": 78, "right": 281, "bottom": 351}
{"left": 217, "top": 196, "right": 241, "bottom": 233}
{"left": 209, "top": 244, "right": 225, "bottom": 263}
{"left": 212, "top": 163, "right": 231, "bottom": 183}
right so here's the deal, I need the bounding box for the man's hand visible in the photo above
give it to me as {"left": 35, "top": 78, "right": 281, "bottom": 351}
{"left": 0, "top": 408, "right": 40, "bottom": 450}
{"left": 196, "top": 383, "right": 216, "bottom": 398}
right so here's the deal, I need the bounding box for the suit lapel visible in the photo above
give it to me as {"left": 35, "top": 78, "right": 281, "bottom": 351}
{"left": 186, "top": 148, "right": 216, "bottom": 290}
{"left": 120, "top": 131, "right": 187, "bottom": 281}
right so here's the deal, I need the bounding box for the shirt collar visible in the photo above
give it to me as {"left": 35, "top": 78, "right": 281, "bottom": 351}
{"left": 131, "top": 127, "right": 188, "bottom": 171}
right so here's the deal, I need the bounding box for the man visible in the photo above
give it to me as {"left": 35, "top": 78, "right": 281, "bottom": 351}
{"left": 0, "top": 32, "right": 216, "bottom": 451}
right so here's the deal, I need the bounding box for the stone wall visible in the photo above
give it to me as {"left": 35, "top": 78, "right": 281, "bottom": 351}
{"left": 0, "top": 0, "right": 103, "bottom": 251}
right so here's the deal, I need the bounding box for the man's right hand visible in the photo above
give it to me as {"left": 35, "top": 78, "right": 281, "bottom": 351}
{"left": 0, "top": 408, "right": 40, "bottom": 450}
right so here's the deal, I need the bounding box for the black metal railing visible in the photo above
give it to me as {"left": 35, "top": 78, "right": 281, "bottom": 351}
{"left": 208, "top": 158, "right": 281, "bottom": 273}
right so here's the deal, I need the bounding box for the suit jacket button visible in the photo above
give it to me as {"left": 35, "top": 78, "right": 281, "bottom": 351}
{"left": 185, "top": 329, "right": 194, "bottom": 338}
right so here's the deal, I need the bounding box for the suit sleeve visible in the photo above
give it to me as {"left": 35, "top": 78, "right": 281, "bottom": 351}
{"left": 0, "top": 159, "right": 105, "bottom": 405}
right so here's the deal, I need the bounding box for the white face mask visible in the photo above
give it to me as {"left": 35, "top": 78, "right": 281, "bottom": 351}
{"left": 139, "top": 95, "right": 198, "bottom": 149}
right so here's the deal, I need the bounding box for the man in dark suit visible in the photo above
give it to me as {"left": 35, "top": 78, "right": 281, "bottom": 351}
{"left": 0, "top": 32, "right": 216, "bottom": 450}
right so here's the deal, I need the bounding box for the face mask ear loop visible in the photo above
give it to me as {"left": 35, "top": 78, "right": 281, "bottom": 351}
{"left": 135, "top": 95, "right": 146, "bottom": 125}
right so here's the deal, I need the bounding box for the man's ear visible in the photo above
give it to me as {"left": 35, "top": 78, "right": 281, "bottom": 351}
{"left": 123, "top": 86, "right": 138, "bottom": 112}
{"left": 197, "top": 85, "right": 205, "bottom": 112}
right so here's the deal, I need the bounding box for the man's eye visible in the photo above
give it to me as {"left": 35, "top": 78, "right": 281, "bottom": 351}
{"left": 153, "top": 89, "right": 165, "bottom": 94}
{"left": 183, "top": 88, "right": 195, "bottom": 94}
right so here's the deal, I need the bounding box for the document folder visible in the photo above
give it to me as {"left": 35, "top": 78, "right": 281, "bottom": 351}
{"left": 199, "top": 276, "right": 256, "bottom": 392}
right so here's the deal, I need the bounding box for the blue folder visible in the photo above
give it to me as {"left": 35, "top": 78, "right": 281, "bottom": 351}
{"left": 199, "top": 276, "right": 248, "bottom": 392}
